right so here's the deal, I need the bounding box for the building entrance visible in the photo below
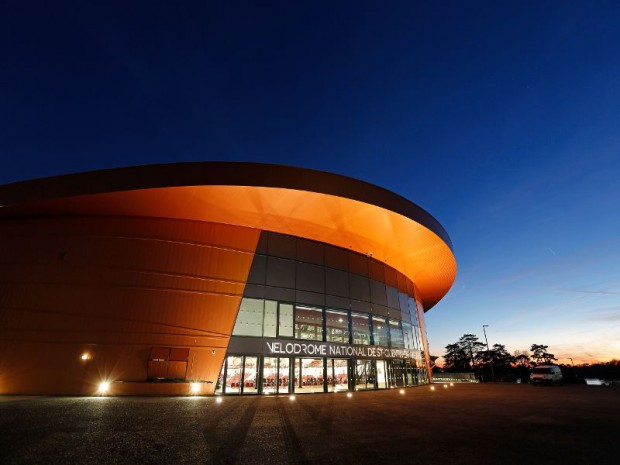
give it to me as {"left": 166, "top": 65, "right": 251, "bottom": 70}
{"left": 217, "top": 355, "right": 425, "bottom": 395}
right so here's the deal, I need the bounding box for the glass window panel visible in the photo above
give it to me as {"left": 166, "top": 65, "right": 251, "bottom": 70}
{"left": 372, "top": 316, "right": 389, "bottom": 346}
{"left": 368, "top": 259, "right": 385, "bottom": 281}
{"left": 402, "top": 322, "right": 414, "bottom": 350}
{"left": 278, "top": 303, "right": 294, "bottom": 337}
{"left": 384, "top": 266, "right": 398, "bottom": 288}
{"left": 264, "top": 286, "right": 295, "bottom": 303}
{"left": 325, "top": 309, "right": 350, "bottom": 343}
{"left": 396, "top": 271, "right": 408, "bottom": 293}
{"left": 388, "top": 319, "right": 405, "bottom": 348}
{"left": 232, "top": 298, "right": 264, "bottom": 337}
{"left": 348, "top": 253, "right": 369, "bottom": 277}
{"left": 267, "top": 232, "right": 296, "bottom": 259}
{"left": 324, "top": 245, "right": 349, "bottom": 271}
{"left": 370, "top": 279, "right": 388, "bottom": 306}
{"left": 225, "top": 356, "right": 243, "bottom": 394}
{"left": 326, "top": 268, "right": 349, "bottom": 298}
{"left": 386, "top": 286, "right": 400, "bottom": 310}
{"left": 247, "top": 254, "right": 267, "bottom": 285}
{"left": 406, "top": 279, "right": 415, "bottom": 297}
{"left": 263, "top": 300, "right": 277, "bottom": 338}
{"left": 350, "top": 299, "right": 372, "bottom": 314}
{"left": 398, "top": 292, "right": 409, "bottom": 314}
{"left": 351, "top": 312, "right": 371, "bottom": 345}
{"left": 294, "top": 305, "right": 323, "bottom": 341}
{"left": 296, "top": 262, "right": 325, "bottom": 293}
{"left": 295, "top": 289, "right": 325, "bottom": 307}
{"left": 243, "top": 356, "right": 258, "bottom": 394}
{"left": 349, "top": 274, "right": 371, "bottom": 302}
{"left": 296, "top": 238, "right": 324, "bottom": 265}
{"left": 408, "top": 297, "right": 419, "bottom": 324}
{"left": 325, "top": 294, "right": 349, "bottom": 310}
{"left": 266, "top": 257, "right": 296, "bottom": 289}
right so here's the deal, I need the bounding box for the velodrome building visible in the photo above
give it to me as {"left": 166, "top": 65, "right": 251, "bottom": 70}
{"left": 0, "top": 163, "right": 456, "bottom": 395}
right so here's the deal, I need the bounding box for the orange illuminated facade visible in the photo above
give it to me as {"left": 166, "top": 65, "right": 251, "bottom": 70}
{"left": 0, "top": 163, "right": 456, "bottom": 395}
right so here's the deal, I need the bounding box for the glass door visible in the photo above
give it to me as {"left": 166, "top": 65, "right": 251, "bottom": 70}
{"left": 327, "top": 359, "right": 349, "bottom": 392}
{"left": 294, "top": 358, "right": 324, "bottom": 393}
{"left": 262, "top": 357, "right": 278, "bottom": 394}
{"left": 376, "top": 360, "right": 387, "bottom": 389}
{"left": 277, "top": 357, "right": 291, "bottom": 394}
{"left": 243, "top": 356, "right": 259, "bottom": 394}
{"left": 355, "top": 360, "right": 375, "bottom": 390}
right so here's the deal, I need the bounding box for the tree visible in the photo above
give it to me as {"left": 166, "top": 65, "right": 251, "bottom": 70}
{"left": 491, "top": 344, "right": 514, "bottom": 372}
{"left": 530, "top": 344, "right": 557, "bottom": 365}
{"left": 514, "top": 353, "right": 531, "bottom": 367}
{"left": 443, "top": 334, "right": 486, "bottom": 372}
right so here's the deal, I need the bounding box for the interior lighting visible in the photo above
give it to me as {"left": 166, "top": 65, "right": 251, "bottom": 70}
{"left": 347, "top": 392, "right": 353, "bottom": 398}
{"left": 399, "top": 389, "right": 405, "bottom": 394}
{"left": 289, "top": 395, "right": 295, "bottom": 401}
{"left": 430, "top": 386, "right": 435, "bottom": 391}
{"left": 215, "top": 396, "right": 223, "bottom": 404}
{"left": 190, "top": 382, "right": 201, "bottom": 394}
{"left": 98, "top": 381, "right": 110, "bottom": 394}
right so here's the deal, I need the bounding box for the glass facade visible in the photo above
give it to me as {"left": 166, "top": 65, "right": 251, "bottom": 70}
{"left": 223, "top": 231, "right": 430, "bottom": 395}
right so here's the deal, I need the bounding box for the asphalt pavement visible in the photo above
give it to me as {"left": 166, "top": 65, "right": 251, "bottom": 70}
{"left": 1, "top": 383, "right": 618, "bottom": 465}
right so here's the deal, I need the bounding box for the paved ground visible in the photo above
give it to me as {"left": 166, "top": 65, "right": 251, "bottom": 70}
{"left": 1, "top": 384, "right": 618, "bottom": 465}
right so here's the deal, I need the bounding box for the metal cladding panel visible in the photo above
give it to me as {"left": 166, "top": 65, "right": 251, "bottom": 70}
{"left": 7, "top": 185, "right": 453, "bottom": 309}
{"left": 0, "top": 217, "right": 260, "bottom": 395}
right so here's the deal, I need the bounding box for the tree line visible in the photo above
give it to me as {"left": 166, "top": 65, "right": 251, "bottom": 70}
{"left": 439, "top": 334, "right": 558, "bottom": 381}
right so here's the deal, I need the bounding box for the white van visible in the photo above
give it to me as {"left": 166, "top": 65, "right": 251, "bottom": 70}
{"left": 530, "top": 365, "right": 563, "bottom": 386}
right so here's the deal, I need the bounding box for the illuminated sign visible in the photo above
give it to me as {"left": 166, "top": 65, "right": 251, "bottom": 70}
{"left": 228, "top": 336, "right": 422, "bottom": 360}
{"left": 264, "top": 341, "right": 418, "bottom": 359}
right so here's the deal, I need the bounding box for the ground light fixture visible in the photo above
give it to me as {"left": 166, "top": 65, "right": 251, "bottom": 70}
{"left": 347, "top": 392, "right": 353, "bottom": 398}
{"left": 80, "top": 353, "right": 90, "bottom": 361}
{"left": 190, "top": 382, "right": 201, "bottom": 394}
{"left": 399, "top": 389, "right": 405, "bottom": 394}
{"left": 215, "top": 397, "right": 223, "bottom": 404}
{"left": 430, "top": 386, "right": 435, "bottom": 391}
{"left": 450, "top": 383, "right": 454, "bottom": 387}
{"left": 289, "top": 395, "right": 295, "bottom": 401}
{"left": 98, "top": 381, "right": 110, "bottom": 394}
{"left": 443, "top": 384, "right": 448, "bottom": 388}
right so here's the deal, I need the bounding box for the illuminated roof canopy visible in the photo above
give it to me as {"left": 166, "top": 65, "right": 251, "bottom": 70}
{"left": 0, "top": 162, "right": 456, "bottom": 309}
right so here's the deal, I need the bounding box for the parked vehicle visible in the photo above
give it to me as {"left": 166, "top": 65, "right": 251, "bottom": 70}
{"left": 531, "top": 365, "right": 563, "bottom": 386}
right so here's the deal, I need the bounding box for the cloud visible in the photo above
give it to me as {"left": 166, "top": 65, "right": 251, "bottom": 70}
{"left": 563, "top": 288, "right": 620, "bottom": 295}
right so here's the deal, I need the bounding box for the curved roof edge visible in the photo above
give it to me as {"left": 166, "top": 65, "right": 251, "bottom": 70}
{"left": 0, "top": 162, "right": 453, "bottom": 252}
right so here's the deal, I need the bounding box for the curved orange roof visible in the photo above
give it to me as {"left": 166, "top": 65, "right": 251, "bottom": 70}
{"left": 0, "top": 163, "right": 456, "bottom": 309}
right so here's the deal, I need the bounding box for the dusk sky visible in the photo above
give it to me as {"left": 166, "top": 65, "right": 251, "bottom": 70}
{"left": 1, "top": 1, "right": 619, "bottom": 363}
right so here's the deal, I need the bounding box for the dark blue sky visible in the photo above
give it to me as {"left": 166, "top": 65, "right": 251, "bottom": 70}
{"left": 2, "top": 1, "right": 619, "bottom": 361}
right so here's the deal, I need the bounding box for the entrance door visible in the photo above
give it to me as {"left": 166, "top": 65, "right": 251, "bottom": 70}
{"left": 262, "top": 357, "right": 278, "bottom": 394}
{"left": 376, "top": 360, "right": 387, "bottom": 389}
{"left": 294, "top": 358, "right": 324, "bottom": 393}
{"left": 327, "top": 359, "right": 349, "bottom": 392}
{"left": 355, "top": 360, "right": 375, "bottom": 390}
{"left": 389, "top": 359, "right": 406, "bottom": 387}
